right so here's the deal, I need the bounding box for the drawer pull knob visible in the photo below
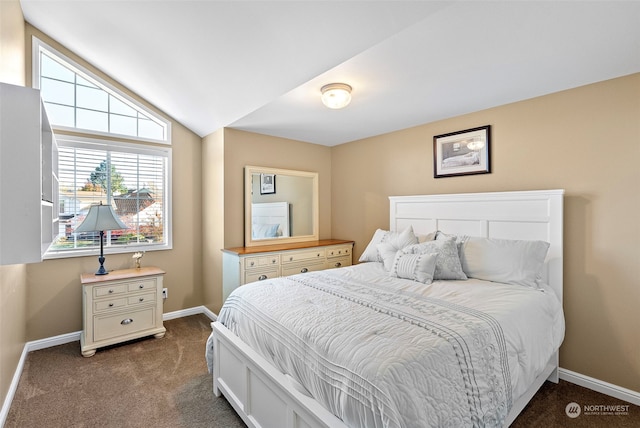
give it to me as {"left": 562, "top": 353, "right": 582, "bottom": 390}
{"left": 108, "top": 289, "right": 114, "bottom": 294}
{"left": 301, "top": 268, "right": 308, "bottom": 273}
{"left": 121, "top": 318, "right": 133, "bottom": 325}
{"left": 139, "top": 297, "right": 144, "bottom": 302}
{"left": 250, "top": 262, "right": 255, "bottom": 266}
{"left": 139, "top": 284, "right": 144, "bottom": 289}
{"left": 272, "top": 259, "right": 276, "bottom": 264}
{"left": 108, "top": 303, "right": 114, "bottom": 307}
{"left": 258, "top": 274, "right": 267, "bottom": 281}
{"left": 335, "top": 262, "right": 342, "bottom": 268}
{"left": 289, "top": 257, "right": 293, "bottom": 261}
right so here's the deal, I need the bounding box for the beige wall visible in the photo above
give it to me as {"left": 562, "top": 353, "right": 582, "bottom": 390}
{"left": 0, "top": 0, "right": 28, "bottom": 409}
{"left": 202, "top": 129, "right": 225, "bottom": 313}
{"left": 23, "top": 26, "right": 204, "bottom": 340}
{"left": 201, "top": 128, "right": 332, "bottom": 313}
{"left": 331, "top": 73, "right": 640, "bottom": 392}
{"left": 221, "top": 128, "right": 333, "bottom": 249}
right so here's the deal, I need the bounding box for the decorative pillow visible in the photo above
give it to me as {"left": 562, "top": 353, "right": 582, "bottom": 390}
{"left": 390, "top": 251, "right": 439, "bottom": 284}
{"left": 358, "top": 226, "right": 418, "bottom": 263}
{"left": 435, "top": 230, "right": 468, "bottom": 255}
{"left": 416, "top": 231, "right": 437, "bottom": 243}
{"left": 377, "top": 242, "right": 399, "bottom": 271}
{"left": 252, "top": 223, "right": 280, "bottom": 239}
{"left": 459, "top": 237, "right": 550, "bottom": 288}
{"left": 402, "top": 238, "right": 468, "bottom": 280}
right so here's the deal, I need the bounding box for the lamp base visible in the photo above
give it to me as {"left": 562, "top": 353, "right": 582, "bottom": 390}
{"left": 95, "top": 255, "right": 108, "bottom": 275}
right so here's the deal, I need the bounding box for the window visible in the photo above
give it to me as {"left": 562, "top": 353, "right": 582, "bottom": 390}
{"left": 34, "top": 38, "right": 170, "bottom": 143}
{"left": 33, "top": 38, "right": 172, "bottom": 258}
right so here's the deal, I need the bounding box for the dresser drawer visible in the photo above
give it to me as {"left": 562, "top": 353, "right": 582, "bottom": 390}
{"left": 281, "top": 261, "right": 325, "bottom": 276}
{"left": 281, "top": 249, "right": 325, "bottom": 264}
{"left": 327, "top": 255, "right": 352, "bottom": 269}
{"left": 245, "top": 268, "right": 279, "bottom": 284}
{"left": 94, "top": 283, "right": 127, "bottom": 298}
{"left": 93, "top": 307, "right": 156, "bottom": 342}
{"left": 245, "top": 255, "right": 280, "bottom": 270}
{"left": 326, "top": 245, "right": 352, "bottom": 259}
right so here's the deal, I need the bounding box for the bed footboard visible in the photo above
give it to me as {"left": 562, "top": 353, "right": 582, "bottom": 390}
{"left": 212, "top": 321, "right": 348, "bottom": 428}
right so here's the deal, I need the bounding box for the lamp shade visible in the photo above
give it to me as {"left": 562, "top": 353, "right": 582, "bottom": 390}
{"left": 321, "top": 83, "right": 352, "bottom": 109}
{"left": 75, "top": 202, "right": 127, "bottom": 233}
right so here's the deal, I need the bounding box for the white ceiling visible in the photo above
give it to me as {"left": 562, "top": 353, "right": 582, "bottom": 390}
{"left": 20, "top": 1, "right": 640, "bottom": 146}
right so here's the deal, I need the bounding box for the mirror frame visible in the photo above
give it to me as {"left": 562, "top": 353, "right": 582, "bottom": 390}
{"left": 244, "top": 165, "right": 319, "bottom": 247}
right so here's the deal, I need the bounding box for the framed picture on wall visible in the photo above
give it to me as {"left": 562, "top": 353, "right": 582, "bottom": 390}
{"left": 433, "top": 125, "right": 491, "bottom": 178}
{"left": 260, "top": 173, "right": 276, "bottom": 194}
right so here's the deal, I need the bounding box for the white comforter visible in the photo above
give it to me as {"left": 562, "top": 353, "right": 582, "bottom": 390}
{"left": 208, "top": 263, "right": 564, "bottom": 428}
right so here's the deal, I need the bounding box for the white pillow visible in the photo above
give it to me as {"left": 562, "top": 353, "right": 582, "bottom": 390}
{"left": 416, "top": 231, "right": 437, "bottom": 243}
{"left": 389, "top": 252, "right": 438, "bottom": 284}
{"left": 359, "top": 226, "right": 418, "bottom": 263}
{"left": 377, "top": 242, "right": 399, "bottom": 271}
{"left": 252, "top": 223, "right": 280, "bottom": 239}
{"left": 402, "top": 238, "right": 468, "bottom": 280}
{"left": 459, "top": 237, "right": 550, "bottom": 288}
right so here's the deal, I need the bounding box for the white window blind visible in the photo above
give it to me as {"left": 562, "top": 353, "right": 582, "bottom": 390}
{"left": 47, "top": 139, "right": 171, "bottom": 257}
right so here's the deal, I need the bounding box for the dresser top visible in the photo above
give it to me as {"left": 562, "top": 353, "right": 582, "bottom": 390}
{"left": 222, "top": 239, "right": 353, "bottom": 256}
{"left": 80, "top": 266, "right": 165, "bottom": 284}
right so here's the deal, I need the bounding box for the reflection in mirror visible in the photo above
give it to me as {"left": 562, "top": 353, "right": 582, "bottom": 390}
{"left": 245, "top": 166, "right": 319, "bottom": 247}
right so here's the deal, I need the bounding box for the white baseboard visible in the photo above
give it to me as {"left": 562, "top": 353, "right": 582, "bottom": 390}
{"left": 0, "top": 305, "right": 218, "bottom": 427}
{"left": 559, "top": 368, "right": 640, "bottom": 406}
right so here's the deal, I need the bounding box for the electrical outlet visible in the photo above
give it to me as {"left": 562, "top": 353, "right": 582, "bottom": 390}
{"left": 162, "top": 288, "right": 168, "bottom": 299}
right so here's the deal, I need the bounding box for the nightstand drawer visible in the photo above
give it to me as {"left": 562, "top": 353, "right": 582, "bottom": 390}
{"left": 127, "top": 278, "right": 157, "bottom": 292}
{"left": 245, "top": 255, "right": 280, "bottom": 270}
{"left": 282, "top": 249, "right": 325, "bottom": 264}
{"left": 128, "top": 292, "right": 156, "bottom": 306}
{"left": 94, "top": 284, "right": 127, "bottom": 298}
{"left": 94, "top": 298, "right": 127, "bottom": 312}
{"left": 93, "top": 307, "right": 156, "bottom": 342}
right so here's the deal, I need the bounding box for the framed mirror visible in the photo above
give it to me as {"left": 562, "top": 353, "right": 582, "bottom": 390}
{"left": 244, "top": 166, "right": 319, "bottom": 247}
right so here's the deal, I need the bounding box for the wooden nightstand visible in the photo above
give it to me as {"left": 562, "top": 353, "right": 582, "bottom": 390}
{"left": 80, "top": 266, "right": 166, "bottom": 357}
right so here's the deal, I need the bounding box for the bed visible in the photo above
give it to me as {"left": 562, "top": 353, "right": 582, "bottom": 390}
{"left": 251, "top": 202, "right": 290, "bottom": 239}
{"left": 208, "top": 189, "right": 565, "bottom": 428}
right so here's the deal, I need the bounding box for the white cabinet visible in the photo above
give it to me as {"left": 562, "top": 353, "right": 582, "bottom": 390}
{"left": 0, "top": 83, "right": 58, "bottom": 265}
{"left": 222, "top": 239, "right": 353, "bottom": 301}
{"left": 80, "top": 266, "right": 166, "bottom": 357}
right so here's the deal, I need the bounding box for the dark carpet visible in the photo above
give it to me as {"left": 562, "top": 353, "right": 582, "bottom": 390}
{"left": 6, "top": 314, "right": 638, "bottom": 427}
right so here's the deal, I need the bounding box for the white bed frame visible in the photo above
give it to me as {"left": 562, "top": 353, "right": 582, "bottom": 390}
{"left": 252, "top": 202, "right": 290, "bottom": 238}
{"left": 212, "top": 189, "right": 564, "bottom": 428}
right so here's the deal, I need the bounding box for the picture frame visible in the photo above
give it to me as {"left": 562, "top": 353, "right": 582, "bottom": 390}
{"left": 260, "top": 173, "right": 276, "bottom": 194}
{"left": 433, "top": 125, "right": 491, "bottom": 178}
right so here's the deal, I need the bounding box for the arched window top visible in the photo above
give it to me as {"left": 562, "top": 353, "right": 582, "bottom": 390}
{"left": 33, "top": 37, "right": 171, "bottom": 144}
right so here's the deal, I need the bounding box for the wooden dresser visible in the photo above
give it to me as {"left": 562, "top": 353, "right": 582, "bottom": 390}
{"left": 80, "top": 266, "right": 166, "bottom": 357}
{"left": 222, "top": 239, "right": 354, "bottom": 301}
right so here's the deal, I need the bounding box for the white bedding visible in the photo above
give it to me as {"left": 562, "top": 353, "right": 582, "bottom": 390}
{"left": 207, "top": 262, "right": 564, "bottom": 428}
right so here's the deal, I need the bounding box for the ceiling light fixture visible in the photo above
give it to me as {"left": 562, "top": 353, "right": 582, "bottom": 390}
{"left": 321, "top": 83, "right": 352, "bottom": 109}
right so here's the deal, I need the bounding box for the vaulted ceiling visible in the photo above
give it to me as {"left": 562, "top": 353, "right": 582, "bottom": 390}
{"left": 20, "top": 1, "right": 640, "bottom": 146}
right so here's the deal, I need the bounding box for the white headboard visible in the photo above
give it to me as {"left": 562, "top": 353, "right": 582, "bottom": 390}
{"left": 389, "top": 189, "right": 564, "bottom": 300}
{"left": 251, "top": 202, "right": 290, "bottom": 238}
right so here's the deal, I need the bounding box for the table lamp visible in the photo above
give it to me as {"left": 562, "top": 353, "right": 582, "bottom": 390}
{"left": 75, "top": 202, "right": 127, "bottom": 275}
